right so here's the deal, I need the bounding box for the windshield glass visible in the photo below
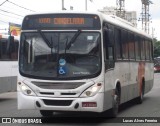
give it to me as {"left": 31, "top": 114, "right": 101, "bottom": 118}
{"left": 19, "top": 31, "right": 101, "bottom": 80}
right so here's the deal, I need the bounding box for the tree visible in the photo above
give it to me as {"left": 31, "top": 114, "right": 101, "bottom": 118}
{"left": 153, "top": 38, "right": 160, "bottom": 58}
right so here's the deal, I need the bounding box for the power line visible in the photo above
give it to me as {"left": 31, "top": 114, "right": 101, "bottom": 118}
{"left": 0, "top": 28, "right": 8, "bottom": 30}
{"left": 0, "top": 8, "right": 24, "bottom": 17}
{"left": 0, "top": 12, "right": 22, "bottom": 20}
{"left": 7, "top": 0, "right": 36, "bottom": 12}
{"left": 0, "top": 19, "right": 20, "bottom": 25}
{"left": 1, "top": 5, "right": 30, "bottom": 14}
{"left": 0, "top": 0, "right": 7, "bottom": 6}
{"left": 0, "top": 19, "right": 9, "bottom": 23}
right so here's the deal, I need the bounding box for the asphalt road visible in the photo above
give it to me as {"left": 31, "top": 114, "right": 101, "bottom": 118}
{"left": 0, "top": 73, "right": 160, "bottom": 126}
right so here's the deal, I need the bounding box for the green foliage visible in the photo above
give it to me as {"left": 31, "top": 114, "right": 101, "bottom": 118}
{"left": 153, "top": 38, "right": 160, "bottom": 58}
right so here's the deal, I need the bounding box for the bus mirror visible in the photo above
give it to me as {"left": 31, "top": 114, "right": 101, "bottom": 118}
{"left": 103, "top": 28, "right": 113, "bottom": 35}
{"left": 105, "top": 46, "right": 115, "bottom": 70}
{"left": 6, "top": 36, "right": 14, "bottom": 54}
{"left": 108, "top": 46, "right": 114, "bottom": 60}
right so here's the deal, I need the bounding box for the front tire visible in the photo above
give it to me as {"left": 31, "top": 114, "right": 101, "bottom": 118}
{"left": 111, "top": 88, "right": 120, "bottom": 117}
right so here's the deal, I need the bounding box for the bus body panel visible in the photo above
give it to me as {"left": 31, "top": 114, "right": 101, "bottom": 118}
{"left": 103, "top": 61, "right": 154, "bottom": 112}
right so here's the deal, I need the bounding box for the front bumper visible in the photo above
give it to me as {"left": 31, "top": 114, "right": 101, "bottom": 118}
{"left": 17, "top": 92, "right": 104, "bottom": 113}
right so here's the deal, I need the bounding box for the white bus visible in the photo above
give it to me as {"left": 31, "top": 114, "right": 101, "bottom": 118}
{"left": 0, "top": 34, "right": 19, "bottom": 93}
{"left": 17, "top": 11, "right": 154, "bottom": 117}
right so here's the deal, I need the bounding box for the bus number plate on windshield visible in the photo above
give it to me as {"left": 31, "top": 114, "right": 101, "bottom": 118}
{"left": 82, "top": 102, "right": 97, "bottom": 107}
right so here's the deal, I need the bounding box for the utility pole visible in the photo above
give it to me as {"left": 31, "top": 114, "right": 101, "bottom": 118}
{"left": 116, "top": 0, "right": 125, "bottom": 19}
{"left": 85, "top": 0, "right": 93, "bottom": 11}
{"left": 62, "top": 0, "right": 65, "bottom": 10}
{"left": 140, "top": 0, "right": 153, "bottom": 34}
{"left": 85, "top": 0, "right": 88, "bottom": 11}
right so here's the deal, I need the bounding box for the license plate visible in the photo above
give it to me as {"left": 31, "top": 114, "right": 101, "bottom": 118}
{"left": 82, "top": 102, "right": 97, "bottom": 107}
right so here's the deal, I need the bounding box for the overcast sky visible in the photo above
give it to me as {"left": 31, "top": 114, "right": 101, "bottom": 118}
{"left": 0, "top": 0, "right": 160, "bottom": 40}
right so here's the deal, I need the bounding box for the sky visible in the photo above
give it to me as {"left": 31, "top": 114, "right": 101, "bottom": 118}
{"left": 0, "top": 0, "right": 160, "bottom": 40}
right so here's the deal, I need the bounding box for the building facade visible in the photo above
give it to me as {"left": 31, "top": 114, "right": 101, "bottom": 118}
{"left": 99, "top": 6, "right": 137, "bottom": 27}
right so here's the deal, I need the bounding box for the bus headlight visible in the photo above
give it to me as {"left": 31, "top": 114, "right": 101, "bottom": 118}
{"left": 18, "top": 82, "right": 36, "bottom": 96}
{"left": 80, "top": 83, "right": 102, "bottom": 97}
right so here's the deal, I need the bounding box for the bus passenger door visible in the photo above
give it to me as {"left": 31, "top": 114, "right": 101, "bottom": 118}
{"left": 103, "top": 23, "right": 115, "bottom": 110}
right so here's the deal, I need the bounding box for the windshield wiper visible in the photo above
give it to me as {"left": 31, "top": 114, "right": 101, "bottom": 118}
{"left": 64, "top": 36, "right": 68, "bottom": 57}
{"left": 38, "top": 30, "right": 53, "bottom": 48}
{"left": 65, "top": 30, "right": 81, "bottom": 50}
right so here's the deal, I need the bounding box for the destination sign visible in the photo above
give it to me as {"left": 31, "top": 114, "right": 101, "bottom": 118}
{"left": 38, "top": 18, "right": 85, "bottom": 25}
{"left": 22, "top": 14, "right": 101, "bottom": 30}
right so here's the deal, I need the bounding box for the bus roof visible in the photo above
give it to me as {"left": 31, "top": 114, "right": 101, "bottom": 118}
{"left": 99, "top": 13, "right": 152, "bottom": 40}
{"left": 23, "top": 11, "right": 152, "bottom": 40}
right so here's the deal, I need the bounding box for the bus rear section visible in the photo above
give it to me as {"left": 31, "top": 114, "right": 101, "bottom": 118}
{"left": 0, "top": 35, "right": 19, "bottom": 94}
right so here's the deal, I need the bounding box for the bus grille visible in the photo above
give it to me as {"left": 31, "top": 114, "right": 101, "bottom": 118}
{"left": 39, "top": 92, "right": 76, "bottom": 96}
{"left": 42, "top": 99, "right": 73, "bottom": 106}
{"left": 32, "top": 81, "right": 85, "bottom": 89}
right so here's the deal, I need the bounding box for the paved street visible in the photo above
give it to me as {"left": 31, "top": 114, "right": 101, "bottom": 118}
{"left": 0, "top": 73, "right": 160, "bottom": 126}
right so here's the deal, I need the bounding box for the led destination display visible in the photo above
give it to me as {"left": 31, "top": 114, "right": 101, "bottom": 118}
{"left": 22, "top": 14, "right": 101, "bottom": 30}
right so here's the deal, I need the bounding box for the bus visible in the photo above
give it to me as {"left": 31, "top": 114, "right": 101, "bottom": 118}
{"left": 17, "top": 11, "right": 154, "bottom": 117}
{"left": 0, "top": 34, "right": 19, "bottom": 93}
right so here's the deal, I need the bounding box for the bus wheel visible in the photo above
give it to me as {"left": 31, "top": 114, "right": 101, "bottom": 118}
{"left": 136, "top": 83, "right": 145, "bottom": 104}
{"left": 40, "top": 110, "right": 53, "bottom": 117}
{"left": 111, "top": 88, "right": 120, "bottom": 117}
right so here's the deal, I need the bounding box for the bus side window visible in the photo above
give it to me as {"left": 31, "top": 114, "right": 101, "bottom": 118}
{"left": 10, "top": 40, "right": 19, "bottom": 60}
{"left": 115, "top": 28, "right": 122, "bottom": 60}
{"left": 141, "top": 38, "right": 146, "bottom": 60}
{"left": 0, "top": 38, "right": 10, "bottom": 60}
{"left": 6, "top": 36, "right": 14, "bottom": 55}
{"left": 103, "top": 23, "right": 115, "bottom": 70}
{"left": 108, "top": 46, "right": 114, "bottom": 60}
{"left": 128, "top": 32, "right": 135, "bottom": 60}
{"left": 135, "top": 35, "right": 141, "bottom": 60}
{"left": 149, "top": 40, "right": 153, "bottom": 61}
{"left": 145, "top": 40, "right": 150, "bottom": 61}
{"left": 121, "top": 30, "right": 129, "bottom": 60}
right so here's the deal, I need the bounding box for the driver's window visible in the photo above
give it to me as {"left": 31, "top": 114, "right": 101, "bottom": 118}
{"left": 103, "top": 23, "right": 114, "bottom": 59}
{"left": 103, "top": 22, "right": 115, "bottom": 70}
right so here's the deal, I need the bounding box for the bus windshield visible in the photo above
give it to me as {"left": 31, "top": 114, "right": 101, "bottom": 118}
{"left": 19, "top": 31, "right": 101, "bottom": 80}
